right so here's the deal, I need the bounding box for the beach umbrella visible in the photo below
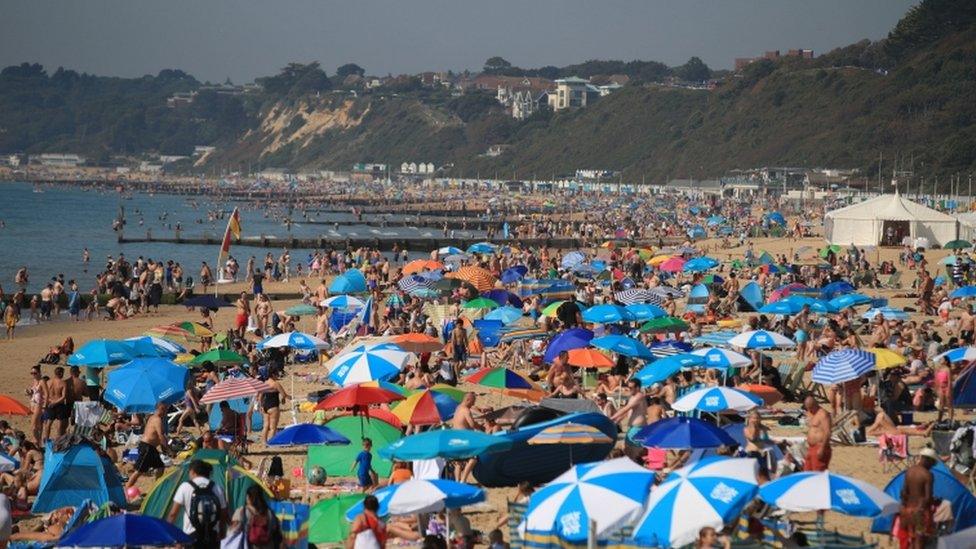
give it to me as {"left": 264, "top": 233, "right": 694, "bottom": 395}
{"left": 615, "top": 288, "right": 665, "bottom": 306}
{"left": 566, "top": 348, "right": 614, "bottom": 369}
{"left": 436, "top": 246, "right": 464, "bottom": 256}
{"left": 866, "top": 348, "right": 907, "bottom": 370}
{"left": 639, "top": 316, "right": 689, "bottom": 334}
{"left": 540, "top": 301, "right": 567, "bottom": 318}
{"left": 728, "top": 330, "right": 795, "bottom": 349}
{"left": 315, "top": 384, "right": 404, "bottom": 413}
{"left": 385, "top": 294, "right": 405, "bottom": 308}
{"left": 67, "top": 339, "right": 135, "bottom": 368}
{"left": 561, "top": 251, "right": 586, "bottom": 269}
{"left": 861, "top": 307, "right": 910, "bottom": 321}
{"left": 683, "top": 256, "right": 719, "bottom": 272}
{"left": 175, "top": 322, "right": 215, "bottom": 338}
{"left": 58, "top": 513, "right": 192, "bottom": 548}
{"left": 766, "top": 211, "right": 787, "bottom": 226}
{"left": 284, "top": 303, "right": 319, "bottom": 317}
{"left": 829, "top": 293, "right": 873, "bottom": 309}
{"left": 465, "top": 367, "right": 539, "bottom": 392}
{"left": 328, "top": 345, "right": 411, "bottom": 386}
{"left": 320, "top": 295, "right": 366, "bottom": 309}
{"left": 358, "top": 380, "right": 411, "bottom": 397}
{"left": 768, "top": 283, "right": 817, "bottom": 302}
{"left": 268, "top": 423, "right": 351, "bottom": 446}
{"left": 736, "top": 384, "right": 783, "bottom": 406}
{"left": 633, "top": 416, "right": 737, "bottom": 449}
{"left": 706, "top": 215, "right": 726, "bottom": 226}
{"left": 257, "top": 331, "right": 328, "bottom": 351}
{"left": 819, "top": 281, "right": 856, "bottom": 300}
{"left": 409, "top": 287, "right": 441, "bottom": 299}
{"left": 182, "top": 294, "right": 233, "bottom": 310}
{"left": 387, "top": 333, "right": 441, "bottom": 354}
{"left": 345, "top": 479, "right": 485, "bottom": 519}
{"left": 543, "top": 328, "right": 594, "bottom": 363}
{"left": 689, "top": 347, "right": 752, "bottom": 369}
{"left": 945, "top": 239, "right": 973, "bottom": 250}
{"left": 329, "top": 270, "right": 367, "bottom": 294}
{"left": 461, "top": 297, "right": 500, "bottom": 310}
{"left": 648, "top": 254, "right": 672, "bottom": 266}
{"left": 591, "top": 335, "right": 654, "bottom": 360}
{"left": 380, "top": 429, "right": 512, "bottom": 461}
{"left": 403, "top": 259, "right": 444, "bottom": 275}
{"left": 951, "top": 286, "right": 976, "bottom": 298}
{"left": 391, "top": 390, "right": 458, "bottom": 426}
{"left": 672, "top": 386, "right": 763, "bottom": 413}
{"left": 758, "top": 472, "right": 898, "bottom": 517}
{"left": 448, "top": 266, "right": 497, "bottom": 292}
{"left": 624, "top": 303, "right": 666, "bottom": 321}
{"left": 144, "top": 324, "right": 200, "bottom": 343}
{"left": 309, "top": 494, "right": 365, "bottom": 544}
{"left": 0, "top": 395, "right": 31, "bottom": 416}
{"left": 933, "top": 346, "right": 976, "bottom": 363}
{"left": 122, "top": 336, "right": 175, "bottom": 359}
{"left": 582, "top": 304, "right": 635, "bottom": 324}
{"left": 200, "top": 376, "right": 271, "bottom": 404}
{"left": 467, "top": 242, "right": 497, "bottom": 254}
{"left": 104, "top": 358, "right": 189, "bottom": 413}
{"left": 398, "top": 274, "right": 433, "bottom": 294}
{"left": 940, "top": 255, "right": 961, "bottom": 266}
{"left": 484, "top": 305, "right": 524, "bottom": 325}
{"left": 812, "top": 349, "right": 876, "bottom": 385}
{"left": 631, "top": 457, "right": 759, "bottom": 548}
{"left": 818, "top": 244, "right": 842, "bottom": 258}
{"left": 188, "top": 349, "right": 247, "bottom": 368}
{"left": 523, "top": 458, "right": 654, "bottom": 542}
{"left": 126, "top": 335, "right": 186, "bottom": 355}
{"left": 759, "top": 300, "right": 804, "bottom": 315}
{"left": 0, "top": 452, "right": 19, "bottom": 472}
{"left": 632, "top": 354, "right": 705, "bottom": 385}
{"left": 658, "top": 257, "right": 687, "bottom": 273}
{"left": 500, "top": 265, "right": 528, "bottom": 284}
{"left": 483, "top": 289, "right": 524, "bottom": 308}
{"left": 529, "top": 422, "right": 613, "bottom": 445}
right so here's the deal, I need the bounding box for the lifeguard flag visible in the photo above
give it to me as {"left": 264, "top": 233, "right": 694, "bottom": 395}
{"left": 217, "top": 207, "right": 242, "bottom": 268}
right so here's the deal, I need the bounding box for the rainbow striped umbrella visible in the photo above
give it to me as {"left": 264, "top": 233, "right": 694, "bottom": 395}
{"left": 145, "top": 325, "right": 199, "bottom": 343}
{"left": 464, "top": 367, "right": 544, "bottom": 400}
{"left": 175, "top": 321, "right": 215, "bottom": 338}
{"left": 391, "top": 389, "right": 459, "bottom": 426}
{"left": 359, "top": 380, "right": 412, "bottom": 397}
{"left": 200, "top": 376, "right": 271, "bottom": 404}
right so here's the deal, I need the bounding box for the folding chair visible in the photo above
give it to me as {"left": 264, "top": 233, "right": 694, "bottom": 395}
{"left": 830, "top": 410, "right": 859, "bottom": 446}
{"left": 878, "top": 433, "right": 912, "bottom": 473}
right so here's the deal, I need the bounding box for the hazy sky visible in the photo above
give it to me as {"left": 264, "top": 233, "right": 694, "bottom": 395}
{"left": 1, "top": 0, "right": 917, "bottom": 83}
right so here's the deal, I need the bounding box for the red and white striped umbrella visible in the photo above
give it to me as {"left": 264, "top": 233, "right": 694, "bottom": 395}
{"left": 200, "top": 377, "right": 271, "bottom": 404}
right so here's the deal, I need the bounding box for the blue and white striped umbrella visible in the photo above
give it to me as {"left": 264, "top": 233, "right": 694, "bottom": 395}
{"left": 615, "top": 289, "right": 665, "bottom": 306}
{"left": 524, "top": 458, "right": 654, "bottom": 542}
{"left": 935, "top": 346, "right": 976, "bottom": 363}
{"left": 257, "top": 331, "right": 329, "bottom": 351}
{"left": 829, "top": 293, "right": 873, "bottom": 310}
{"left": 436, "top": 246, "right": 464, "bottom": 256}
{"left": 689, "top": 347, "right": 752, "bottom": 369}
{"left": 672, "top": 386, "right": 762, "bottom": 413}
{"left": 632, "top": 457, "right": 758, "bottom": 548}
{"left": 812, "top": 349, "right": 876, "bottom": 385}
{"left": 319, "top": 295, "right": 366, "bottom": 310}
{"left": 397, "top": 275, "right": 434, "bottom": 293}
{"left": 624, "top": 303, "right": 667, "bottom": 321}
{"left": 727, "top": 330, "right": 795, "bottom": 349}
{"left": 345, "top": 479, "right": 484, "bottom": 518}
{"left": 861, "top": 307, "right": 910, "bottom": 321}
{"left": 758, "top": 472, "right": 898, "bottom": 517}
{"left": 582, "top": 304, "right": 636, "bottom": 324}
{"left": 328, "top": 344, "right": 411, "bottom": 386}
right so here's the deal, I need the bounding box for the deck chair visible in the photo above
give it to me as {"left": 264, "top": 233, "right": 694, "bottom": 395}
{"left": 878, "top": 433, "right": 912, "bottom": 472}
{"left": 881, "top": 271, "right": 902, "bottom": 289}
{"left": 71, "top": 401, "right": 107, "bottom": 440}
{"left": 830, "top": 410, "right": 860, "bottom": 446}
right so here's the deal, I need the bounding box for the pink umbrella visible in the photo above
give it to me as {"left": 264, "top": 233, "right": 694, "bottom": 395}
{"left": 200, "top": 377, "right": 271, "bottom": 404}
{"left": 768, "top": 283, "right": 815, "bottom": 303}
{"left": 658, "top": 257, "right": 687, "bottom": 273}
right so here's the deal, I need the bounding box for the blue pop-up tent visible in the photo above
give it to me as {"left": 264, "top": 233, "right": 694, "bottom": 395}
{"left": 32, "top": 442, "right": 126, "bottom": 513}
{"left": 953, "top": 363, "right": 976, "bottom": 408}
{"left": 871, "top": 461, "right": 976, "bottom": 534}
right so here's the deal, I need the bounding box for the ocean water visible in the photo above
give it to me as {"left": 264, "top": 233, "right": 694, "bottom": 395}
{"left": 0, "top": 182, "right": 484, "bottom": 291}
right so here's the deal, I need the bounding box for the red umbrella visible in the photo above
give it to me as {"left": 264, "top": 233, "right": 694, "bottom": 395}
{"left": 314, "top": 384, "right": 404, "bottom": 411}
{"left": 658, "top": 257, "right": 687, "bottom": 273}
{"left": 0, "top": 395, "right": 30, "bottom": 416}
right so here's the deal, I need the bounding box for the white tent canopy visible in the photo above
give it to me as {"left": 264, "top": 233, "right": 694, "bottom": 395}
{"left": 824, "top": 192, "right": 958, "bottom": 247}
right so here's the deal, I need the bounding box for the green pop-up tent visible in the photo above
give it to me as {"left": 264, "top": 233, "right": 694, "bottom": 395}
{"left": 306, "top": 415, "right": 402, "bottom": 479}
{"left": 308, "top": 493, "right": 365, "bottom": 544}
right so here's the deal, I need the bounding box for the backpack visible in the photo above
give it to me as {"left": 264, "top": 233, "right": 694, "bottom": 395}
{"left": 247, "top": 509, "right": 273, "bottom": 545}
{"left": 188, "top": 481, "right": 221, "bottom": 539}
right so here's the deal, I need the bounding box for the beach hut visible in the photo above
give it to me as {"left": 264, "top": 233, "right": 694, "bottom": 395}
{"left": 824, "top": 191, "right": 958, "bottom": 247}
{"left": 32, "top": 441, "right": 127, "bottom": 513}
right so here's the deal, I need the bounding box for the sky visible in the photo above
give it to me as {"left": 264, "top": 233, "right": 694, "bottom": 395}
{"left": 1, "top": 0, "right": 917, "bottom": 83}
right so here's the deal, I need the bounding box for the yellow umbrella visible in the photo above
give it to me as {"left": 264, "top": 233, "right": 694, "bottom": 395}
{"left": 648, "top": 254, "right": 672, "bottom": 266}
{"left": 867, "top": 348, "right": 907, "bottom": 370}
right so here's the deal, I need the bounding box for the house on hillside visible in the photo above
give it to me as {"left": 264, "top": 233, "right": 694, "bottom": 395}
{"left": 487, "top": 76, "right": 555, "bottom": 119}
{"left": 547, "top": 77, "right": 602, "bottom": 111}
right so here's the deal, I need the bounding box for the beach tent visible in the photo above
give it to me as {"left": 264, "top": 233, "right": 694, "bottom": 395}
{"left": 141, "top": 449, "right": 269, "bottom": 524}
{"left": 329, "top": 269, "right": 367, "bottom": 294}
{"left": 685, "top": 284, "right": 710, "bottom": 314}
{"left": 305, "top": 415, "right": 402, "bottom": 478}
{"left": 737, "top": 281, "right": 764, "bottom": 312}
{"left": 956, "top": 212, "right": 976, "bottom": 244}
{"left": 32, "top": 441, "right": 126, "bottom": 513}
{"left": 872, "top": 461, "right": 976, "bottom": 534}
{"left": 952, "top": 363, "right": 976, "bottom": 408}
{"left": 824, "top": 191, "right": 958, "bottom": 247}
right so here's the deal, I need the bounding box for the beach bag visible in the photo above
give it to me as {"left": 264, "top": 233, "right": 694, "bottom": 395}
{"left": 189, "top": 482, "right": 221, "bottom": 542}
{"left": 247, "top": 509, "right": 275, "bottom": 545}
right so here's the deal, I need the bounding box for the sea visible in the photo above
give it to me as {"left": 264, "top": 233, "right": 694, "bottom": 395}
{"left": 0, "top": 181, "right": 485, "bottom": 291}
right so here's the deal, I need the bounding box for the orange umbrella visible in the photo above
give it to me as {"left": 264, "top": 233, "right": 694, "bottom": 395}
{"left": 736, "top": 384, "right": 783, "bottom": 407}
{"left": 391, "top": 333, "right": 443, "bottom": 354}
{"left": 145, "top": 324, "right": 200, "bottom": 343}
{"left": 0, "top": 395, "right": 31, "bottom": 415}
{"left": 402, "top": 259, "right": 444, "bottom": 275}
{"left": 566, "top": 348, "right": 615, "bottom": 369}
{"left": 447, "top": 266, "right": 497, "bottom": 292}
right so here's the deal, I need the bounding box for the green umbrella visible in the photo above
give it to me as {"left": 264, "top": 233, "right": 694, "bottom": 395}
{"left": 284, "top": 304, "right": 319, "bottom": 316}
{"left": 188, "top": 349, "right": 247, "bottom": 367}
{"left": 945, "top": 240, "right": 973, "bottom": 250}
{"left": 462, "top": 297, "right": 500, "bottom": 310}
{"left": 640, "top": 316, "right": 690, "bottom": 334}
{"left": 308, "top": 493, "right": 365, "bottom": 543}
{"left": 818, "top": 244, "right": 842, "bottom": 258}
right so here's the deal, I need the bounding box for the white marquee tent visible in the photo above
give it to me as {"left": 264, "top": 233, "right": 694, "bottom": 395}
{"left": 824, "top": 192, "right": 958, "bottom": 247}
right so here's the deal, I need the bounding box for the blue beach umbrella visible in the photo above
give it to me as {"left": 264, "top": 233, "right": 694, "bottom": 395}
{"left": 268, "top": 423, "right": 351, "bottom": 446}
{"left": 632, "top": 457, "right": 758, "bottom": 548}
{"left": 935, "top": 346, "right": 976, "bottom": 363}
{"left": 523, "top": 458, "right": 655, "bottom": 542}
{"left": 345, "top": 479, "right": 484, "bottom": 519}
{"left": 624, "top": 303, "right": 667, "bottom": 321}
{"left": 591, "top": 335, "right": 654, "bottom": 360}
{"left": 582, "top": 304, "right": 635, "bottom": 324}
{"left": 633, "top": 416, "right": 736, "bottom": 449}
{"left": 820, "top": 281, "right": 855, "bottom": 300}
{"left": 483, "top": 289, "right": 524, "bottom": 308}
{"left": 257, "top": 331, "right": 328, "bottom": 351}
{"left": 759, "top": 472, "right": 898, "bottom": 517}
{"left": 500, "top": 265, "right": 528, "bottom": 284}
{"left": 727, "top": 330, "right": 795, "bottom": 349}
{"left": 329, "top": 269, "right": 367, "bottom": 294}
{"left": 398, "top": 274, "right": 432, "bottom": 293}
{"left": 861, "top": 307, "right": 910, "bottom": 321}
{"left": 766, "top": 211, "right": 787, "bottom": 226}
{"left": 104, "top": 359, "right": 189, "bottom": 413}
{"left": 484, "top": 306, "right": 524, "bottom": 325}
{"left": 67, "top": 339, "right": 135, "bottom": 368}
{"left": 780, "top": 295, "right": 839, "bottom": 314}
{"left": 759, "top": 300, "right": 804, "bottom": 315}
{"left": 829, "top": 293, "right": 873, "bottom": 309}
{"left": 706, "top": 215, "right": 726, "bottom": 226}
{"left": 671, "top": 386, "right": 763, "bottom": 413}
{"left": 58, "top": 514, "right": 192, "bottom": 548}
{"left": 561, "top": 251, "right": 586, "bottom": 269}
{"left": 436, "top": 246, "right": 464, "bottom": 256}
{"left": 683, "top": 256, "right": 719, "bottom": 272}
{"left": 122, "top": 336, "right": 175, "bottom": 358}
{"left": 543, "top": 328, "right": 594, "bottom": 363}
{"left": 379, "top": 429, "right": 512, "bottom": 460}
{"left": 812, "top": 349, "right": 876, "bottom": 385}
{"left": 687, "top": 226, "right": 706, "bottom": 239}
{"left": 328, "top": 345, "right": 411, "bottom": 386}
{"left": 633, "top": 354, "right": 705, "bottom": 386}
{"left": 689, "top": 347, "right": 751, "bottom": 369}
{"left": 0, "top": 452, "right": 20, "bottom": 472}
{"left": 320, "top": 294, "right": 366, "bottom": 309}
{"left": 467, "top": 242, "right": 497, "bottom": 254}
{"left": 951, "top": 286, "right": 976, "bottom": 299}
